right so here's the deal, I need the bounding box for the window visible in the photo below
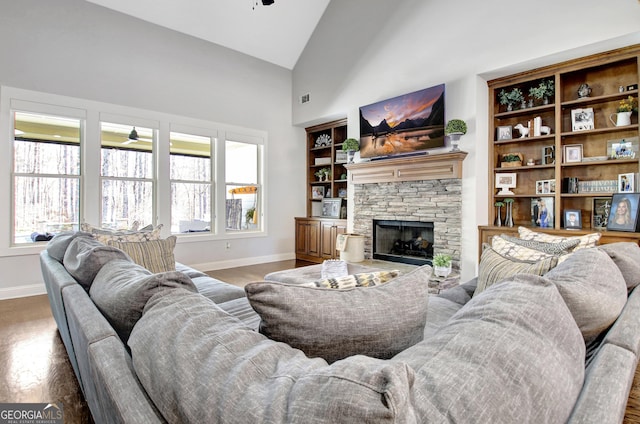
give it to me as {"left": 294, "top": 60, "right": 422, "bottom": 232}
{"left": 100, "top": 122, "right": 155, "bottom": 230}
{"left": 170, "top": 131, "right": 213, "bottom": 234}
{"left": 12, "top": 112, "right": 81, "bottom": 244}
{"left": 225, "top": 139, "right": 262, "bottom": 232}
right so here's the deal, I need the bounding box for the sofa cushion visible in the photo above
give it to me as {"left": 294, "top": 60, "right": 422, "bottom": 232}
{"left": 108, "top": 236, "right": 177, "bottom": 273}
{"left": 475, "top": 244, "right": 558, "bottom": 296}
{"left": 391, "top": 274, "right": 585, "bottom": 424}
{"left": 518, "top": 226, "right": 601, "bottom": 250}
{"left": 543, "top": 247, "right": 628, "bottom": 342}
{"left": 46, "top": 231, "right": 94, "bottom": 262}
{"left": 90, "top": 259, "right": 197, "bottom": 341}
{"left": 81, "top": 222, "right": 163, "bottom": 244}
{"left": 63, "top": 236, "right": 131, "bottom": 290}
{"left": 263, "top": 263, "right": 386, "bottom": 285}
{"left": 309, "top": 269, "right": 399, "bottom": 288}
{"left": 129, "top": 288, "right": 416, "bottom": 423}
{"left": 598, "top": 242, "right": 640, "bottom": 290}
{"left": 190, "top": 275, "right": 247, "bottom": 304}
{"left": 245, "top": 265, "right": 431, "bottom": 363}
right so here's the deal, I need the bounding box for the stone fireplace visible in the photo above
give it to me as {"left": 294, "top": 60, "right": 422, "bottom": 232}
{"left": 346, "top": 152, "right": 466, "bottom": 267}
{"left": 373, "top": 219, "right": 434, "bottom": 265}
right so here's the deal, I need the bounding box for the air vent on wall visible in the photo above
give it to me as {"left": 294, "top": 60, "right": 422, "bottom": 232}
{"left": 300, "top": 93, "right": 310, "bottom": 104}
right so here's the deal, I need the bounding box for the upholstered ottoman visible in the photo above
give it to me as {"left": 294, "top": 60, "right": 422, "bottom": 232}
{"left": 264, "top": 260, "right": 417, "bottom": 286}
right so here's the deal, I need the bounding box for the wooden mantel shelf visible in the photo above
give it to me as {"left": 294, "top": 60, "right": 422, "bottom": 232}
{"left": 345, "top": 151, "right": 467, "bottom": 184}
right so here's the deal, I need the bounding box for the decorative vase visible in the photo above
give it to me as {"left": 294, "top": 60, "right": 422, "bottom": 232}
{"left": 347, "top": 150, "right": 356, "bottom": 163}
{"left": 543, "top": 97, "right": 549, "bottom": 105}
{"left": 495, "top": 206, "right": 502, "bottom": 227}
{"left": 505, "top": 202, "right": 514, "bottom": 227}
{"left": 448, "top": 133, "right": 462, "bottom": 152}
{"left": 434, "top": 264, "right": 452, "bottom": 278}
{"left": 507, "top": 104, "right": 513, "bottom": 112}
{"left": 609, "top": 111, "right": 632, "bottom": 127}
{"left": 520, "top": 100, "right": 527, "bottom": 110}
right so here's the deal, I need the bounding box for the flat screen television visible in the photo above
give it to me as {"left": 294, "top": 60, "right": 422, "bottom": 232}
{"left": 359, "top": 84, "right": 445, "bottom": 159}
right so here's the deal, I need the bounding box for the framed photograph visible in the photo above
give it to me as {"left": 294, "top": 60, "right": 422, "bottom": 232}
{"left": 607, "top": 137, "right": 639, "bottom": 160}
{"left": 542, "top": 145, "right": 555, "bottom": 165}
{"left": 535, "top": 179, "right": 556, "bottom": 194}
{"left": 322, "top": 198, "right": 343, "bottom": 218}
{"left": 571, "top": 108, "right": 594, "bottom": 131}
{"left": 607, "top": 193, "right": 640, "bottom": 232}
{"left": 618, "top": 173, "right": 635, "bottom": 193}
{"left": 592, "top": 197, "right": 612, "bottom": 229}
{"left": 531, "top": 197, "right": 554, "bottom": 228}
{"left": 564, "top": 209, "right": 582, "bottom": 229}
{"left": 564, "top": 144, "right": 583, "bottom": 163}
{"left": 311, "top": 185, "right": 325, "bottom": 200}
{"left": 496, "top": 126, "right": 512, "bottom": 141}
{"left": 495, "top": 172, "right": 516, "bottom": 195}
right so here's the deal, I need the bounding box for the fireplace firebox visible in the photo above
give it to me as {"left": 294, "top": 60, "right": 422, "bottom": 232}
{"left": 372, "top": 219, "right": 434, "bottom": 266}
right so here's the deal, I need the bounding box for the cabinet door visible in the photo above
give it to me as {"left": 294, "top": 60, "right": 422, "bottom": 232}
{"left": 320, "top": 220, "right": 347, "bottom": 259}
{"left": 295, "top": 219, "right": 320, "bottom": 259}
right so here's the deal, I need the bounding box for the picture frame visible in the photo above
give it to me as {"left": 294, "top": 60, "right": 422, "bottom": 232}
{"left": 542, "top": 145, "right": 555, "bottom": 165}
{"left": 496, "top": 126, "right": 512, "bottom": 141}
{"left": 606, "top": 193, "right": 640, "bottom": 232}
{"left": 571, "top": 108, "right": 594, "bottom": 131}
{"left": 563, "top": 144, "right": 583, "bottom": 163}
{"left": 311, "top": 185, "right": 325, "bottom": 200}
{"left": 531, "top": 197, "right": 554, "bottom": 228}
{"left": 495, "top": 172, "right": 516, "bottom": 195}
{"left": 563, "top": 209, "right": 582, "bottom": 229}
{"left": 535, "top": 179, "right": 556, "bottom": 194}
{"left": 592, "top": 197, "right": 612, "bottom": 229}
{"left": 322, "top": 198, "right": 344, "bottom": 218}
{"left": 607, "top": 137, "right": 639, "bottom": 160}
{"left": 618, "top": 173, "right": 635, "bottom": 193}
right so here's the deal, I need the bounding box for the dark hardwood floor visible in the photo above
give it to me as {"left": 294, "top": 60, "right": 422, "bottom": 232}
{"left": 2, "top": 258, "right": 640, "bottom": 423}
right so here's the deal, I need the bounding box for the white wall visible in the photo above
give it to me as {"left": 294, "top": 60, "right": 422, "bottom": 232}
{"left": 0, "top": 0, "right": 306, "bottom": 298}
{"left": 293, "top": 0, "right": 640, "bottom": 281}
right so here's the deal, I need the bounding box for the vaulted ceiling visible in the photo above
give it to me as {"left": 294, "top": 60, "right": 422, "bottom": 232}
{"left": 85, "top": 0, "right": 331, "bottom": 69}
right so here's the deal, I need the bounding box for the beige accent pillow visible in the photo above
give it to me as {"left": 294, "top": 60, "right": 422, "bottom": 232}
{"left": 517, "top": 226, "right": 600, "bottom": 250}
{"left": 81, "top": 222, "right": 163, "bottom": 244}
{"left": 310, "top": 270, "right": 400, "bottom": 289}
{"left": 108, "top": 236, "right": 176, "bottom": 273}
{"left": 475, "top": 244, "right": 559, "bottom": 296}
{"left": 491, "top": 235, "right": 577, "bottom": 263}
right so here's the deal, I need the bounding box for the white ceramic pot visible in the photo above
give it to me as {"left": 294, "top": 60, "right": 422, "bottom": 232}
{"left": 434, "top": 264, "right": 452, "bottom": 278}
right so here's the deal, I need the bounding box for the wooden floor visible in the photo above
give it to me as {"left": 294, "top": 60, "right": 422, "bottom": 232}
{"left": 2, "top": 259, "right": 640, "bottom": 423}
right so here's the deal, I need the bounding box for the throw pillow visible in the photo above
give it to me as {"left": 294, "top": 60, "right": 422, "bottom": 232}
{"left": 543, "top": 247, "right": 628, "bottom": 342}
{"left": 108, "top": 236, "right": 177, "bottom": 273}
{"left": 90, "top": 259, "right": 197, "bottom": 342}
{"left": 46, "top": 231, "right": 94, "bottom": 262}
{"left": 475, "top": 244, "right": 559, "bottom": 296}
{"left": 517, "top": 226, "right": 601, "bottom": 250}
{"left": 245, "top": 265, "right": 431, "bottom": 363}
{"left": 63, "top": 236, "right": 132, "bottom": 290}
{"left": 598, "top": 242, "right": 640, "bottom": 291}
{"left": 490, "top": 235, "right": 577, "bottom": 263}
{"left": 320, "top": 259, "right": 348, "bottom": 279}
{"left": 81, "top": 222, "right": 163, "bottom": 244}
{"left": 311, "top": 270, "right": 400, "bottom": 289}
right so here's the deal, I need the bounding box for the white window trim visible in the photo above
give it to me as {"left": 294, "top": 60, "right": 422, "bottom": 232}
{"left": 0, "top": 86, "right": 268, "bottom": 257}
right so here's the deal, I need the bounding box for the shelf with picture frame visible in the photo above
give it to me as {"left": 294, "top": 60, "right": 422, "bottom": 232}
{"left": 486, "top": 44, "right": 640, "bottom": 240}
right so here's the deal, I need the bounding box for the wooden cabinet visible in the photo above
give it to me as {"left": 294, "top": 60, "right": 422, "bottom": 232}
{"left": 305, "top": 119, "right": 348, "bottom": 217}
{"left": 295, "top": 217, "right": 346, "bottom": 263}
{"left": 487, "top": 44, "right": 640, "bottom": 239}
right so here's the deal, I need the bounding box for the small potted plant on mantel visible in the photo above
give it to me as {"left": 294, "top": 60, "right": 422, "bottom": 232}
{"left": 342, "top": 138, "right": 360, "bottom": 164}
{"left": 432, "top": 253, "right": 452, "bottom": 278}
{"left": 445, "top": 119, "right": 467, "bottom": 152}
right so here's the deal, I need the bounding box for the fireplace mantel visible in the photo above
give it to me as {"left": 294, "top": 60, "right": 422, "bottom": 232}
{"left": 345, "top": 151, "right": 467, "bottom": 184}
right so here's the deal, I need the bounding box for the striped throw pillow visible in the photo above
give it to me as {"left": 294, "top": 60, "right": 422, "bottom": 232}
{"left": 109, "top": 236, "right": 176, "bottom": 273}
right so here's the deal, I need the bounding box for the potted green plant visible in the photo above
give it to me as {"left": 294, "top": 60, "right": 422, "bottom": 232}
{"left": 529, "top": 79, "right": 555, "bottom": 105}
{"left": 500, "top": 153, "right": 523, "bottom": 168}
{"left": 503, "top": 198, "right": 514, "bottom": 227}
{"left": 245, "top": 207, "right": 256, "bottom": 226}
{"left": 494, "top": 201, "right": 505, "bottom": 226}
{"left": 314, "top": 167, "right": 330, "bottom": 181}
{"left": 432, "top": 253, "right": 452, "bottom": 277}
{"left": 342, "top": 138, "right": 360, "bottom": 163}
{"left": 445, "top": 119, "right": 467, "bottom": 152}
{"left": 498, "top": 88, "right": 525, "bottom": 111}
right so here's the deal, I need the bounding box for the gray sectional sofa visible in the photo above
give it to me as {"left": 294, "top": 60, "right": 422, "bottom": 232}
{"left": 40, "top": 231, "right": 640, "bottom": 423}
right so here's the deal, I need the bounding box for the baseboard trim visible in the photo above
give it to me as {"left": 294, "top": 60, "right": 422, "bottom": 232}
{"left": 189, "top": 252, "right": 296, "bottom": 272}
{"left": 0, "top": 283, "right": 46, "bottom": 301}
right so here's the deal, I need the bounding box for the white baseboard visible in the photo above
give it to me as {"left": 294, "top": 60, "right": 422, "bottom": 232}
{"left": 0, "top": 283, "right": 46, "bottom": 300}
{"left": 189, "top": 252, "right": 296, "bottom": 272}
